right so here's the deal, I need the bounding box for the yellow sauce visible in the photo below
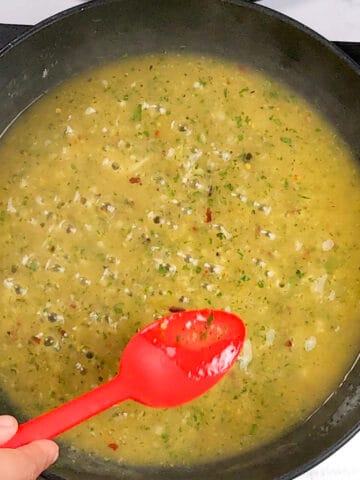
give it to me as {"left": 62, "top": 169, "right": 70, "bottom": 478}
{"left": 0, "top": 54, "right": 359, "bottom": 466}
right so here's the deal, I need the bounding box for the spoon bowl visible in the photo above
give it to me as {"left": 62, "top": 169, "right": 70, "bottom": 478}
{"left": 3, "top": 309, "right": 245, "bottom": 449}
{"left": 120, "top": 309, "right": 246, "bottom": 407}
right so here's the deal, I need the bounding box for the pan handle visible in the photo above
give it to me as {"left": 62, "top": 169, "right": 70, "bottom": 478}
{"left": 243, "top": 1, "right": 360, "bottom": 65}
{"left": 0, "top": 23, "right": 31, "bottom": 51}
{"left": 334, "top": 41, "right": 360, "bottom": 65}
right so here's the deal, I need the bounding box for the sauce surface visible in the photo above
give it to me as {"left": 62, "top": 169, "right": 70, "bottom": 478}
{"left": 0, "top": 54, "right": 359, "bottom": 466}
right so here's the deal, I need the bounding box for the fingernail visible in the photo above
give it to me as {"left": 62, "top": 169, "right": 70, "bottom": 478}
{"left": 50, "top": 444, "right": 60, "bottom": 463}
{"left": 0, "top": 416, "right": 17, "bottom": 429}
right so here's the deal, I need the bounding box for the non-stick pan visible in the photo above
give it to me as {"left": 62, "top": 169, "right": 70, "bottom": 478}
{"left": 0, "top": 1, "right": 359, "bottom": 479}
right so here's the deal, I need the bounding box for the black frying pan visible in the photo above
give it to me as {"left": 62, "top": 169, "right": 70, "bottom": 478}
{"left": 0, "top": 1, "right": 359, "bottom": 479}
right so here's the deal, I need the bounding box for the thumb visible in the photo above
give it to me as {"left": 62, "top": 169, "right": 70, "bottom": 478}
{"left": 0, "top": 416, "right": 18, "bottom": 444}
{"left": 1, "top": 439, "right": 59, "bottom": 480}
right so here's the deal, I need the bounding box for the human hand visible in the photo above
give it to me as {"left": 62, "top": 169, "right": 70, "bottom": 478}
{"left": 0, "top": 415, "right": 59, "bottom": 480}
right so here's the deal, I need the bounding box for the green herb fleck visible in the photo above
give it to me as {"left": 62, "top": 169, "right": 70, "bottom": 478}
{"left": 324, "top": 258, "right": 337, "bottom": 274}
{"left": 296, "top": 269, "right": 305, "bottom": 278}
{"left": 236, "top": 249, "right": 244, "bottom": 260}
{"left": 269, "top": 115, "right": 283, "bottom": 126}
{"left": 249, "top": 423, "right": 258, "bottom": 435}
{"left": 196, "top": 133, "right": 205, "bottom": 144}
{"left": 132, "top": 104, "right": 142, "bottom": 121}
{"left": 158, "top": 264, "right": 168, "bottom": 274}
{"left": 269, "top": 90, "right": 279, "bottom": 98}
{"left": 235, "top": 116, "right": 242, "bottom": 128}
{"left": 257, "top": 280, "right": 265, "bottom": 288}
{"left": 280, "top": 137, "right": 292, "bottom": 145}
{"left": 27, "top": 261, "right": 39, "bottom": 272}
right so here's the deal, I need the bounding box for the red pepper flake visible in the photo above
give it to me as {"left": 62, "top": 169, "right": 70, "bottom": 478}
{"left": 70, "top": 303, "right": 77, "bottom": 309}
{"left": 60, "top": 329, "right": 68, "bottom": 338}
{"left": 169, "top": 306, "right": 185, "bottom": 313}
{"left": 154, "top": 129, "right": 160, "bottom": 138}
{"left": 31, "top": 335, "right": 41, "bottom": 345}
{"left": 108, "top": 443, "right": 119, "bottom": 451}
{"left": 205, "top": 207, "right": 212, "bottom": 223}
{"left": 285, "top": 208, "right": 302, "bottom": 217}
{"left": 285, "top": 339, "right": 294, "bottom": 348}
{"left": 192, "top": 226, "right": 198, "bottom": 232}
{"left": 129, "top": 176, "right": 141, "bottom": 184}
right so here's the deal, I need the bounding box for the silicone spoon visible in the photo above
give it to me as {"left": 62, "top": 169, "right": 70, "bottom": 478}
{"left": 3, "top": 308, "right": 245, "bottom": 448}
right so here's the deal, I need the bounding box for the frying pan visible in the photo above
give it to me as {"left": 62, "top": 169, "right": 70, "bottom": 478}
{"left": 0, "top": 1, "right": 359, "bottom": 479}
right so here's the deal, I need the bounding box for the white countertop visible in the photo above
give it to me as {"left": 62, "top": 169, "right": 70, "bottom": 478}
{"left": 0, "top": 0, "right": 360, "bottom": 41}
{"left": 0, "top": 1, "right": 359, "bottom": 479}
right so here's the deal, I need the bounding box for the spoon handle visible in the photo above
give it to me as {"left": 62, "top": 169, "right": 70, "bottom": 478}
{"left": 2, "top": 376, "right": 128, "bottom": 448}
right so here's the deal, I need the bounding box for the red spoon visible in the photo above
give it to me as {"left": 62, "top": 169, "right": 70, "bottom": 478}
{"left": 3, "top": 308, "right": 245, "bottom": 449}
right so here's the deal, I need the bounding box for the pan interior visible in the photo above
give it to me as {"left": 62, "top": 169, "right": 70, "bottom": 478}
{"left": 0, "top": 51, "right": 360, "bottom": 473}
{"left": 0, "top": 1, "right": 360, "bottom": 479}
